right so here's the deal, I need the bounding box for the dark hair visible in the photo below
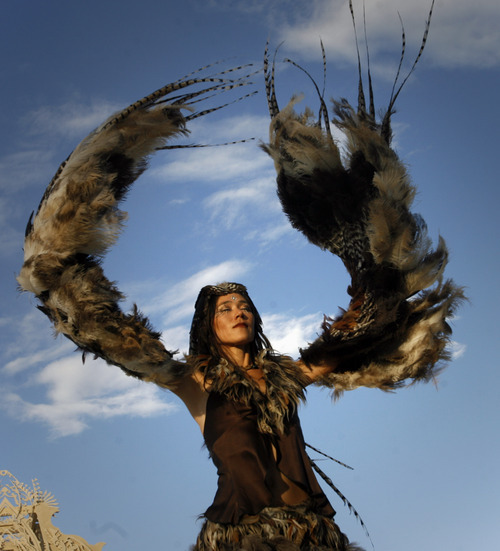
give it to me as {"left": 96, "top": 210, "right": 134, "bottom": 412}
{"left": 189, "top": 282, "right": 272, "bottom": 366}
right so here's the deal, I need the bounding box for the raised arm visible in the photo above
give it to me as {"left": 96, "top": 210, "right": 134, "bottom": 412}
{"left": 262, "top": 3, "right": 464, "bottom": 396}
{"left": 17, "top": 67, "right": 253, "bottom": 390}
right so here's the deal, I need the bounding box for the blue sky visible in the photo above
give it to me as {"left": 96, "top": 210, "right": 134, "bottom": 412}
{"left": 1, "top": 0, "right": 499, "bottom": 549}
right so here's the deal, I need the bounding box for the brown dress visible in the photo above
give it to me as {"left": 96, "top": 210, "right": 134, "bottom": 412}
{"left": 204, "top": 390, "right": 335, "bottom": 524}
{"left": 192, "top": 365, "right": 362, "bottom": 551}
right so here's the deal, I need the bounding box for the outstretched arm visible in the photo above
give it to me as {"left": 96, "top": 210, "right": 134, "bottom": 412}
{"left": 17, "top": 66, "right": 253, "bottom": 389}
{"left": 262, "top": 3, "right": 464, "bottom": 396}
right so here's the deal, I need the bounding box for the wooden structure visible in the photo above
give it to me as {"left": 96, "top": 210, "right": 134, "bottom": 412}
{"left": 0, "top": 470, "right": 105, "bottom": 550}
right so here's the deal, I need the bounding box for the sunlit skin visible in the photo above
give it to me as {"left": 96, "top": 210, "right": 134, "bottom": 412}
{"left": 170, "top": 292, "right": 338, "bottom": 436}
{"left": 211, "top": 294, "right": 309, "bottom": 504}
{"left": 213, "top": 294, "right": 255, "bottom": 368}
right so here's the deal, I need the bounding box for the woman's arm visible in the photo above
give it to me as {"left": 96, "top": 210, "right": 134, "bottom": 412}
{"left": 296, "top": 358, "right": 338, "bottom": 386}
{"left": 169, "top": 370, "right": 209, "bottom": 434}
{"left": 262, "top": 37, "right": 464, "bottom": 397}
{"left": 17, "top": 68, "right": 252, "bottom": 389}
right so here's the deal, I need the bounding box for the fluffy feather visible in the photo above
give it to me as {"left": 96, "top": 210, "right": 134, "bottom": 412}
{"left": 17, "top": 66, "right": 254, "bottom": 386}
{"left": 261, "top": 0, "right": 465, "bottom": 394}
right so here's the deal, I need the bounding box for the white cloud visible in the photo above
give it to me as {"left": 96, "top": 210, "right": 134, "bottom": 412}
{"left": 204, "top": 176, "right": 280, "bottom": 230}
{"left": 205, "top": 0, "right": 290, "bottom": 15}
{"left": 153, "top": 141, "right": 271, "bottom": 184}
{"left": 4, "top": 355, "right": 175, "bottom": 438}
{"left": 0, "top": 99, "right": 120, "bottom": 194}
{"left": 246, "top": 220, "right": 294, "bottom": 247}
{"left": 3, "top": 340, "right": 74, "bottom": 375}
{"left": 278, "top": 0, "right": 500, "bottom": 70}
{"left": 22, "top": 98, "right": 120, "bottom": 139}
{"left": 160, "top": 325, "right": 191, "bottom": 358}
{"left": 1, "top": 311, "right": 69, "bottom": 369}
{"left": 0, "top": 149, "right": 56, "bottom": 192}
{"left": 450, "top": 340, "right": 466, "bottom": 360}
{"left": 263, "top": 311, "right": 321, "bottom": 357}
{"left": 143, "top": 259, "right": 253, "bottom": 322}
{"left": 1, "top": 260, "right": 255, "bottom": 437}
{"left": 425, "top": 0, "right": 500, "bottom": 68}
{"left": 151, "top": 112, "right": 273, "bottom": 185}
{"left": 187, "top": 114, "right": 270, "bottom": 143}
{"left": 1, "top": 308, "right": 177, "bottom": 437}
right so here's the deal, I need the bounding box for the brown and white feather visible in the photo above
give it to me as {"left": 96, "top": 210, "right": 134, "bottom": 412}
{"left": 262, "top": 1, "right": 465, "bottom": 394}
{"left": 17, "top": 68, "right": 254, "bottom": 386}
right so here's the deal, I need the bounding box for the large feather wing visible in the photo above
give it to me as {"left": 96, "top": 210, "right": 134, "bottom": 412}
{"left": 262, "top": 2, "right": 465, "bottom": 395}
{"left": 17, "top": 68, "right": 253, "bottom": 386}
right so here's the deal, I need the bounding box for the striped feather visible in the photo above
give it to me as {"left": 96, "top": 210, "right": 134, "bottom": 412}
{"left": 262, "top": 1, "right": 465, "bottom": 392}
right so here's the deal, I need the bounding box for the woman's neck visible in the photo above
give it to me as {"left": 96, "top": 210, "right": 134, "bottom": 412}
{"left": 220, "top": 345, "right": 252, "bottom": 368}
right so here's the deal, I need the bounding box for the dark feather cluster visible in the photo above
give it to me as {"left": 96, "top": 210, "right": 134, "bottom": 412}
{"left": 262, "top": 0, "right": 465, "bottom": 394}
{"left": 17, "top": 65, "right": 256, "bottom": 387}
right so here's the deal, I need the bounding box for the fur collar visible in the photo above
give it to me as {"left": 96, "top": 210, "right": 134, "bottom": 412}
{"left": 206, "top": 352, "right": 308, "bottom": 436}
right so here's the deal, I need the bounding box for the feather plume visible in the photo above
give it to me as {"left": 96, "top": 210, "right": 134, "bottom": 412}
{"left": 17, "top": 65, "right": 255, "bottom": 386}
{"left": 262, "top": 0, "right": 465, "bottom": 393}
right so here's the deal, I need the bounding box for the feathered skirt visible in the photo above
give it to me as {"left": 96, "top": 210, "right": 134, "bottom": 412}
{"left": 191, "top": 505, "right": 364, "bottom": 551}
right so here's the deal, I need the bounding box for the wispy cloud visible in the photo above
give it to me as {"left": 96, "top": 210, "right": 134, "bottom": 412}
{"left": 3, "top": 355, "right": 175, "bottom": 438}
{"left": 0, "top": 97, "right": 124, "bottom": 261}
{"left": 205, "top": 0, "right": 291, "bottom": 16}
{"left": 246, "top": 220, "right": 294, "bottom": 247}
{"left": 450, "top": 340, "right": 467, "bottom": 360}
{"left": 187, "top": 114, "right": 270, "bottom": 144}
{"left": 425, "top": 0, "right": 500, "bottom": 68}
{"left": 1, "top": 260, "right": 255, "bottom": 436}
{"left": 1, "top": 307, "right": 177, "bottom": 437}
{"left": 204, "top": 176, "right": 280, "bottom": 229}
{"left": 1, "top": 97, "right": 121, "bottom": 193}
{"left": 151, "top": 112, "right": 272, "bottom": 184}
{"left": 263, "top": 311, "right": 321, "bottom": 357}
{"left": 1, "top": 311, "right": 64, "bottom": 367}
{"left": 160, "top": 324, "right": 191, "bottom": 358}
{"left": 22, "top": 98, "right": 120, "bottom": 139}
{"left": 3, "top": 340, "right": 75, "bottom": 375}
{"left": 153, "top": 141, "right": 271, "bottom": 184}
{"left": 278, "top": 0, "right": 500, "bottom": 70}
{"left": 156, "top": 299, "right": 323, "bottom": 358}
{"left": 0, "top": 150, "right": 56, "bottom": 192}
{"left": 143, "top": 259, "right": 253, "bottom": 322}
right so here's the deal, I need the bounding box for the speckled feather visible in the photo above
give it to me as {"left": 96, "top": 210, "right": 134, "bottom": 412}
{"left": 261, "top": 0, "right": 465, "bottom": 395}
{"left": 17, "top": 66, "right": 254, "bottom": 385}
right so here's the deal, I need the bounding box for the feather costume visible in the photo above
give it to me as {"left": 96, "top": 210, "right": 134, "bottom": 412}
{"left": 16, "top": 3, "right": 464, "bottom": 549}
{"left": 17, "top": 2, "right": 463, "bottom": 396}
{"left": 262, "top": 0, "right": 464, "bottom": 396}
{"left": 17, "top": 65, "right": 255, "bottom": 387}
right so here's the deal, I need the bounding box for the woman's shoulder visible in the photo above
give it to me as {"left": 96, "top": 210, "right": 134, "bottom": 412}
{"left": 258, "top": 352, "right": 309, "bottom": 387}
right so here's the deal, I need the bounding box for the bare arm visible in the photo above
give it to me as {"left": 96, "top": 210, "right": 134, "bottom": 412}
{"left": 296, "top": 358, "right": 339, "bottom": 386}
{"left": 168, "top": 369, "right": 209, "bottom": 435}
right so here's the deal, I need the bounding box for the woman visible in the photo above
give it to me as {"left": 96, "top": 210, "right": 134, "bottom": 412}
{"left": 17, "top": 8, "right": 463, "bottom": 548}
{"left": 174, "top": 282, "right": 355, "bottom": 550}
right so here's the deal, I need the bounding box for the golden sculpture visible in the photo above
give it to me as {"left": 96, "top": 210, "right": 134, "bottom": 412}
{"left": 0, "top": 470, "right": 105, "bottom": 551}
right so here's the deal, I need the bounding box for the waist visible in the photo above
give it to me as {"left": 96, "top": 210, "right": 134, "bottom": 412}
{"left": 196, "top": 504, "right": 342, "bottom": 551}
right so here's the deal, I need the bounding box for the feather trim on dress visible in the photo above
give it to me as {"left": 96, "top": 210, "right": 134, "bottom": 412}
{"left": 204, "top": 352, "right": 307, "bottom": 436}
{"left": 193, "top": 504, "right": 363, "bottom": 551}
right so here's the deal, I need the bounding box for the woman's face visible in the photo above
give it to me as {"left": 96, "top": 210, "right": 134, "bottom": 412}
{"left": 212, "top": 293, "right": 255, "bottom": 349}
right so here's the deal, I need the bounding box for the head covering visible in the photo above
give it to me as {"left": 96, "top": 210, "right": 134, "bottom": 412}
{"left": 189, "top": 282, "right": 271, "bottom": 359}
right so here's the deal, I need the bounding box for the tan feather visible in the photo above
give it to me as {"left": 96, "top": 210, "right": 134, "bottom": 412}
{"left": 17, "top": 66, "right": 254, "bottom": 385}
{"left": 263, "top": 2, "right": 465, "bottom": 391}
